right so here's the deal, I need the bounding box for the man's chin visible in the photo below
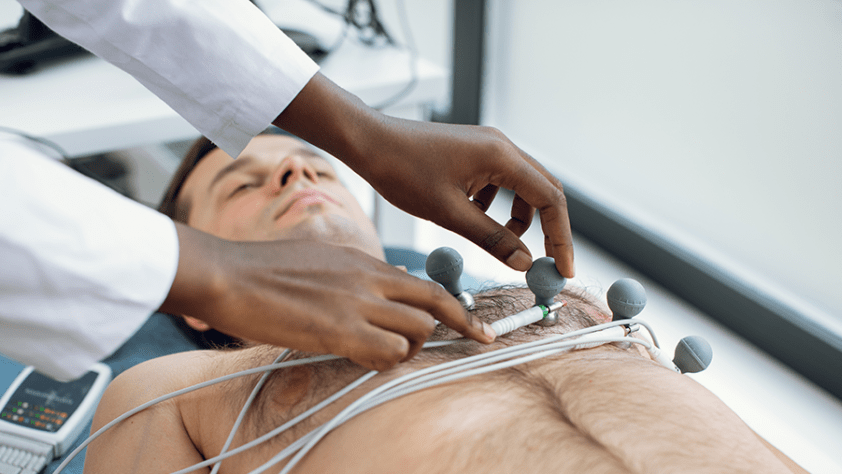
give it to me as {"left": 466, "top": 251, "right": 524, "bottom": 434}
{"left": 267, "top": 215, "right": 384, "bottom": 261}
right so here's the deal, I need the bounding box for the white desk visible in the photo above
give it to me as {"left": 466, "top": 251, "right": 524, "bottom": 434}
{"left": 0, "top": 38, "right": 447, "bottom": 158}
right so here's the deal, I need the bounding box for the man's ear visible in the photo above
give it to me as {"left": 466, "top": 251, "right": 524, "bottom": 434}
{"left": 182, "top": 315, "right": 212, "bottom": 332}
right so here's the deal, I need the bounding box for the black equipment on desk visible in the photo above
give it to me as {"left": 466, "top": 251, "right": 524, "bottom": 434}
{"left": 0, "top": 8, "right": 331, "bottom": 75}
{"left": 0, "top": 357, "right": 111, "bottom": 474}
{"left": 0, "top": 12, "right": 88, "bottom": 74}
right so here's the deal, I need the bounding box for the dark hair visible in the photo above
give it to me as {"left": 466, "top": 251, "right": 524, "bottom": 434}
{"left": 241, "top": 285, "right": 608, "bottom": 439}
{"left": 158, "top": 135, "right": 218, "bottom": 223}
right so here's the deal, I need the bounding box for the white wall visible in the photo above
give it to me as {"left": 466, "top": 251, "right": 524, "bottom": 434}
{"left": 304, "top": 0, "right": 454, "bottom": 111}
{"left": 484, "top": 0, "right": 842, "bottom": 324}
{"left": 378, "top": 0, "right": 453, "bottom": 112}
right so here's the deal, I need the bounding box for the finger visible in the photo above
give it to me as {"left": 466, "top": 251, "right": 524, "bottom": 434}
{"left": 504, "top": 193, "right": 535, "bottom": 237}
{"left": 438, "top": 189, "right": 533, "bottom": 272}
{"left": 365, "top": 299, "right": 437, "bottom": 362}
{"left": 278, "top": 278, "right": 416, "bottom": 371}
{"left": 496, "top": 150, "right": 575, "bottom": 277}
{"left": 471, "top": 184, "right": 499, "bottom": 212}
{"left": 340, "top": 323, "right": 411, "bottom": 372}
{"left": 544, "top": 234, "right": 553, "bottom": 262}
{"left": 537, "top": 199, "right": 575, "bottom": 278}
{"left": 382, "top": 273, "right": 493, "bottom": 344}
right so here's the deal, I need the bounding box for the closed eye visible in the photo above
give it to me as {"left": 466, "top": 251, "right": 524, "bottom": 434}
{"left": 229, "top": 182, "right": 256, "bottom": 198}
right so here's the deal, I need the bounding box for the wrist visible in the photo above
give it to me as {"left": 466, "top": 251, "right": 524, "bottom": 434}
{"left": 159, "top": 223, "right": 228, "bottom": 321}
{"left": 272, "top": 72, "right": 386, "bottom": 175}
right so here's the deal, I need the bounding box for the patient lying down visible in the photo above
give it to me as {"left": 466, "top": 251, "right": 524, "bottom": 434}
{"left": 84, "top": 132, "right": 804, "bottom": 473}
{"left": 86, "top": 285, "right": 804, "bottom": 473}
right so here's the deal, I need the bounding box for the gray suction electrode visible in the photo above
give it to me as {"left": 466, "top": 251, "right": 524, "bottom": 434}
{"left": 607, "top": 278, "right": 647, "bottom": 321}
{"left": 525, "top": 257, "right": 567, "bottom": 326}
{"left": 672, "top": 336, "right": 713, "bottom": 373}
{"left": 425, "top": 247, "right": 475, "bottom": 309}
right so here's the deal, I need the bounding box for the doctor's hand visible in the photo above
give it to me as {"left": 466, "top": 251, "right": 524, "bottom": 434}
{"left": 160, "top": 225, "right": 494, "bottom": 371}
{"left": 274, "top": 73, "right": 575, "bottom": 278}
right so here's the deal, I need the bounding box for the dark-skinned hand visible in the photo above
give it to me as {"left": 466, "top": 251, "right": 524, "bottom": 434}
{"left": 275, "top": 73, "right": 575, "bottom": 278}
{"left": 161, "top": 224, "right": 494, "bottom": 371}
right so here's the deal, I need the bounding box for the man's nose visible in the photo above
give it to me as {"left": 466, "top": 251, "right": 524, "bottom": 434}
{"left": 271, "top": 155, "right": 318, "bottom": 191}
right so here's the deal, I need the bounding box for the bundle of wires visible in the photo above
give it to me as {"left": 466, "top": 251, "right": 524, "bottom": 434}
{"left": 303, "top": 0, "right": 418, "bottom": 110}
{"left": 55, "top": 318, "right": 661, "bottom": 474}
{"left": 305, "top": 0, "right": 396, "bottom": 47}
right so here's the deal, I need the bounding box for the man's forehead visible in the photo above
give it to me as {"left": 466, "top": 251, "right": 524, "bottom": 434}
{"left": 244, "top": 134, "right": 326, "bottom": 160}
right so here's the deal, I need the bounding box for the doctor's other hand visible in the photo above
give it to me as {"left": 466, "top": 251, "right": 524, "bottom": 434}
{"left": 361, "top": 117, "right": 576, "bottom": 279}
{"left": 160, "top": 225, "right": 493, "bottom": 371}
{"left": 274, "top": 73, "right": 575, "bottom": 278}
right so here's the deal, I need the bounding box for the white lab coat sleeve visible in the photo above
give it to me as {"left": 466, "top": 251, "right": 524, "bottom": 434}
{"left": 17, "top": 0, "right": 320, "bottom": 159}
{"left": 0, "top": 138, "right": 179, "bottom": 381}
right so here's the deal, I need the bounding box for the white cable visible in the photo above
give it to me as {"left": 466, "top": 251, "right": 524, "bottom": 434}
{"left": 426, "top": 318, "right": 646, "bottom": 351}
{"left": 256, "top": 321, "right": 661, "bottom": 474}
{"left": 566, "top": 326, "right": 626, "bottom": 348}
{"left": 251, "top": 339, "right": 558, "bottom": 473}
{"left": 267, "top": 325, "right": 651, "bottom": 473}
{"left": 631, "top": 319, "right": 661, "bottom": 348}
{"left": 210, "top": 349, "right": 291, "bottom": 474}
{"left": 254, "top": 352, "right": 518, "bottom": 473}
{"left": 56, "top": 315, "right": 663, "bottom": 474}
{"left": 366, "top": 335, "right": 650, "bottom": 408}
{"left": 360, "top": 324, "right": 675, "bottom": 420}
{"left": 402, "top": 329, "right": 637, "bottom": 405}
{"left": 355, "top": 336, "right": 641, "bottom": 423}
{"left": 268, "top": 335, "right": 652, "bottom": 474}
{"left": 66, "top": 320, "right": 652, "bottom": 474}
{"left": 490, "top": 305, "right": 545, "bottom": 336}
{"left": 356, "top": 337, "right": 645, "bottom": 419}
{"left": 52, "top": 354, "right": 341, "bottom": 474}
{"left": 645, "top": 345, "right": 680, "bottom": 373}
{"left": 169, "top": 370, "right": 378, "bottom": 474}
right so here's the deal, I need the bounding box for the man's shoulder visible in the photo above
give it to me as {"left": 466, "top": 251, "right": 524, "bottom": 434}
{"left": 86, "top": 350, "right": 228, "bottom": 473}
{"left": 93, "top": 351, "right": 220, "bottom": 429}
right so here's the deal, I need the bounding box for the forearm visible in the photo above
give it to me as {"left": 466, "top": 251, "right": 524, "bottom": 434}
{"left": 159, "top": 223, "right": 226, "bottom": 321}
{"left": 272, "top": 73, "right": 574, "bottom": 276}
{"left": 272, "top": 73, "right": 481, "bottom": 185}
{"left": 20, "top": 0, "right": 318, "bottom": 158}
{"left": 272, "top": 73, "right": 381, "bottom": 174}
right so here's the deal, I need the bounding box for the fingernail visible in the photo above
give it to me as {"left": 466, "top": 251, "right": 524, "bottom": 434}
{"left": 506, "top": 249, "right": 532, "bottom": 271}
{"left": 483, "top": 322, "right": 497, "bottom": 341}
{"left": 561, "top": 260, "right": 576, "bottom": 279}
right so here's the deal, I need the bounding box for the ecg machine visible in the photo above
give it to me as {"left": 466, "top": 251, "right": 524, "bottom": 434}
{"left": 0, "top": 355, "right": 110, "bottom": 474}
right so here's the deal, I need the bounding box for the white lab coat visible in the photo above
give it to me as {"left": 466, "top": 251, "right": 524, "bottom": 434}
{"left": 2, "top": 0, "right": 319, "bottom": 379}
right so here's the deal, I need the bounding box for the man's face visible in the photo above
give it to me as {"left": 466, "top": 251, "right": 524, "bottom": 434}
{"left": 179, "top": 135, "right": 384, "bottom": 260}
